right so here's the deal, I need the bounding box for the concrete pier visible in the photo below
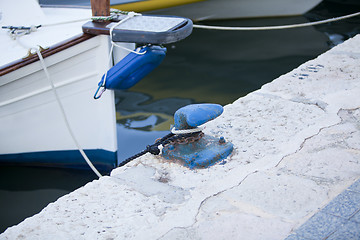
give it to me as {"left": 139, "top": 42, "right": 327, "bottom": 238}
{"left": 1, "top": 34, "right": 360, "bottom": 240}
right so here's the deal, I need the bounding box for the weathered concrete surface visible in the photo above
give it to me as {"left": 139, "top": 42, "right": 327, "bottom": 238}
{"left": 1, "top": 35, "right": 360, "bottom": 240}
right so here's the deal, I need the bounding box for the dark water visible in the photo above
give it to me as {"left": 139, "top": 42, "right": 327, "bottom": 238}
{"left": 1, "top": 1, "right": 360, "bottom": 233}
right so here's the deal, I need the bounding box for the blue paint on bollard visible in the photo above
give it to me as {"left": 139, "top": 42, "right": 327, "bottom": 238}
{"left": 174, "top": 104, "right": 223, "bottom": 130}
{"left": 162, "top": 135, "right": 233, "bottom": 169}
{"left": 162, "top": 103, "right": 233, "bottom": 169}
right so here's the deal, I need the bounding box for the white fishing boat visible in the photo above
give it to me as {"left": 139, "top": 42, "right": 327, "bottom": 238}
{"left": 0, "top": 0, "right": 192, "bottom": 172}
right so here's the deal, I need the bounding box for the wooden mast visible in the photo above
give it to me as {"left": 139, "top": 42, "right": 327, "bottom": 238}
{"left": 90, "top": 0, "right": 110, "bottom": 17}
{"left": 82, "top": 0, "right": 113, "bottom": 35}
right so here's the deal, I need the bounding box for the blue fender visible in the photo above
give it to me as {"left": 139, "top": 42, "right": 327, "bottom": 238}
{"left": 99, "top": 45, "right": 166, "bottom": 90}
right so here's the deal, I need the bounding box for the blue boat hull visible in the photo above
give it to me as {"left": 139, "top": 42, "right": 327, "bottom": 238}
{"left": 0, "top": 150, "right": 117, "bottom": 172}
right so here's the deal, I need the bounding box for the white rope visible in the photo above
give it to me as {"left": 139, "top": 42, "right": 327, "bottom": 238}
{"left": 41, "top": 17, "right": 92, "bottom": 27}
{"left": 15, "top": 34, "right": 103, "bottom": 178}
{"left": 36, "top": 48, "right": 103, "bottom": 178}
{"left": 42, "top": 14, "right": 129, "bottom": 27}
{"left": 109, "top": 11, "right": 139, "bottom": 37}
{"left": 2, "top": 10, "right": 135, "bottom": 30}
{"left": 3, "top": 25, "right": 40, "bottom": 39}
{"left": 111, "top": 41, "right": 147, "bottom": 55}
{"left": 171, "top": 126, "right": 204, "bottom": 135}
{"left": 193, "top": 11, "right": 360, "bottom": 31}
{"left": 33, "top": 10, "right": 130, "bottom": 27}
{"left": 108, "top": 11, "right": 146, "bottom": 55}
{"left": 101, "top": 11, "right": 144, "bottom": 89}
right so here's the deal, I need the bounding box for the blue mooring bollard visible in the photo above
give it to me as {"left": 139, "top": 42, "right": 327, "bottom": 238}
{"left": 162, "top": 104, "right": 233, "bottom": 169}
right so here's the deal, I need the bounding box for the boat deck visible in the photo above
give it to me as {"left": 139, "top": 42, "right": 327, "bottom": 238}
{"left": 0, "top": 3, "right": 91, "bottom": 68}
{"left": 1, "top": 34, "right": 360, "bottom": 239}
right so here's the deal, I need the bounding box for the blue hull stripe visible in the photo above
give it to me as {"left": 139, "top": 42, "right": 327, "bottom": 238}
{"left": 0, "top": 149, "right": 117, "bottom": 171}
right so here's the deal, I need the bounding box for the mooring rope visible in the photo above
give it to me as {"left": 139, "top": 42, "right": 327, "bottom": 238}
{"left": 118, "top": 131, "right": 203, "bottom": 167}
{"left": 193, "top": 11, "right": 360, "bottom": 31}
{"left": 35, "top": 48, "right": 103, "bottom": 178}
{"left": 171, "top": 126, "right": 204, "bottom": 135}
{"left": 108, "top": 11, "right": 143, "bottom": 52}
{"left": 118, "top": 132, "right": 174, "bottom": 167}
{"left": 13, "top": 36, "right": 103, "bottom": 178}
{"left": 94, "top": 11, "right": 144, "bottom": 99}
{"left": 27, "top": 9, "right": 133, "bottom": 28}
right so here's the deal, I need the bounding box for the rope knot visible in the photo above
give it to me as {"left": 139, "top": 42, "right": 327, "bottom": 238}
{"left": 146, "top": 144, "right": 161, "bottom": 155}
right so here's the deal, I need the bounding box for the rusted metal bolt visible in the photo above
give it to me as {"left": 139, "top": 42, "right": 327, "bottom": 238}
{"left": 219, "top": 136, "right": 226, "bottom": 144}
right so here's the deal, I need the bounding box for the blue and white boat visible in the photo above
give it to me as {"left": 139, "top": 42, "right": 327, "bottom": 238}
{"left": 0, "top": 0, "right": 192, "bottom": 172}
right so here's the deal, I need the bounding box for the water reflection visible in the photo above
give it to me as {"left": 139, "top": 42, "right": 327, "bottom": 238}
{"left": 115, "top": 90, "right": 192, "bottom": 124}
{"left": 305, "top": 1, "right": 360, "bottom": 47}
{"left": 128, "top": 16, "right": 329, "bottom": 105}
{"left": 0, "top": 167, "right": 96, "bottom": 233}
{"left": 115, "top": 90, "right": 192, "bottom": 162}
